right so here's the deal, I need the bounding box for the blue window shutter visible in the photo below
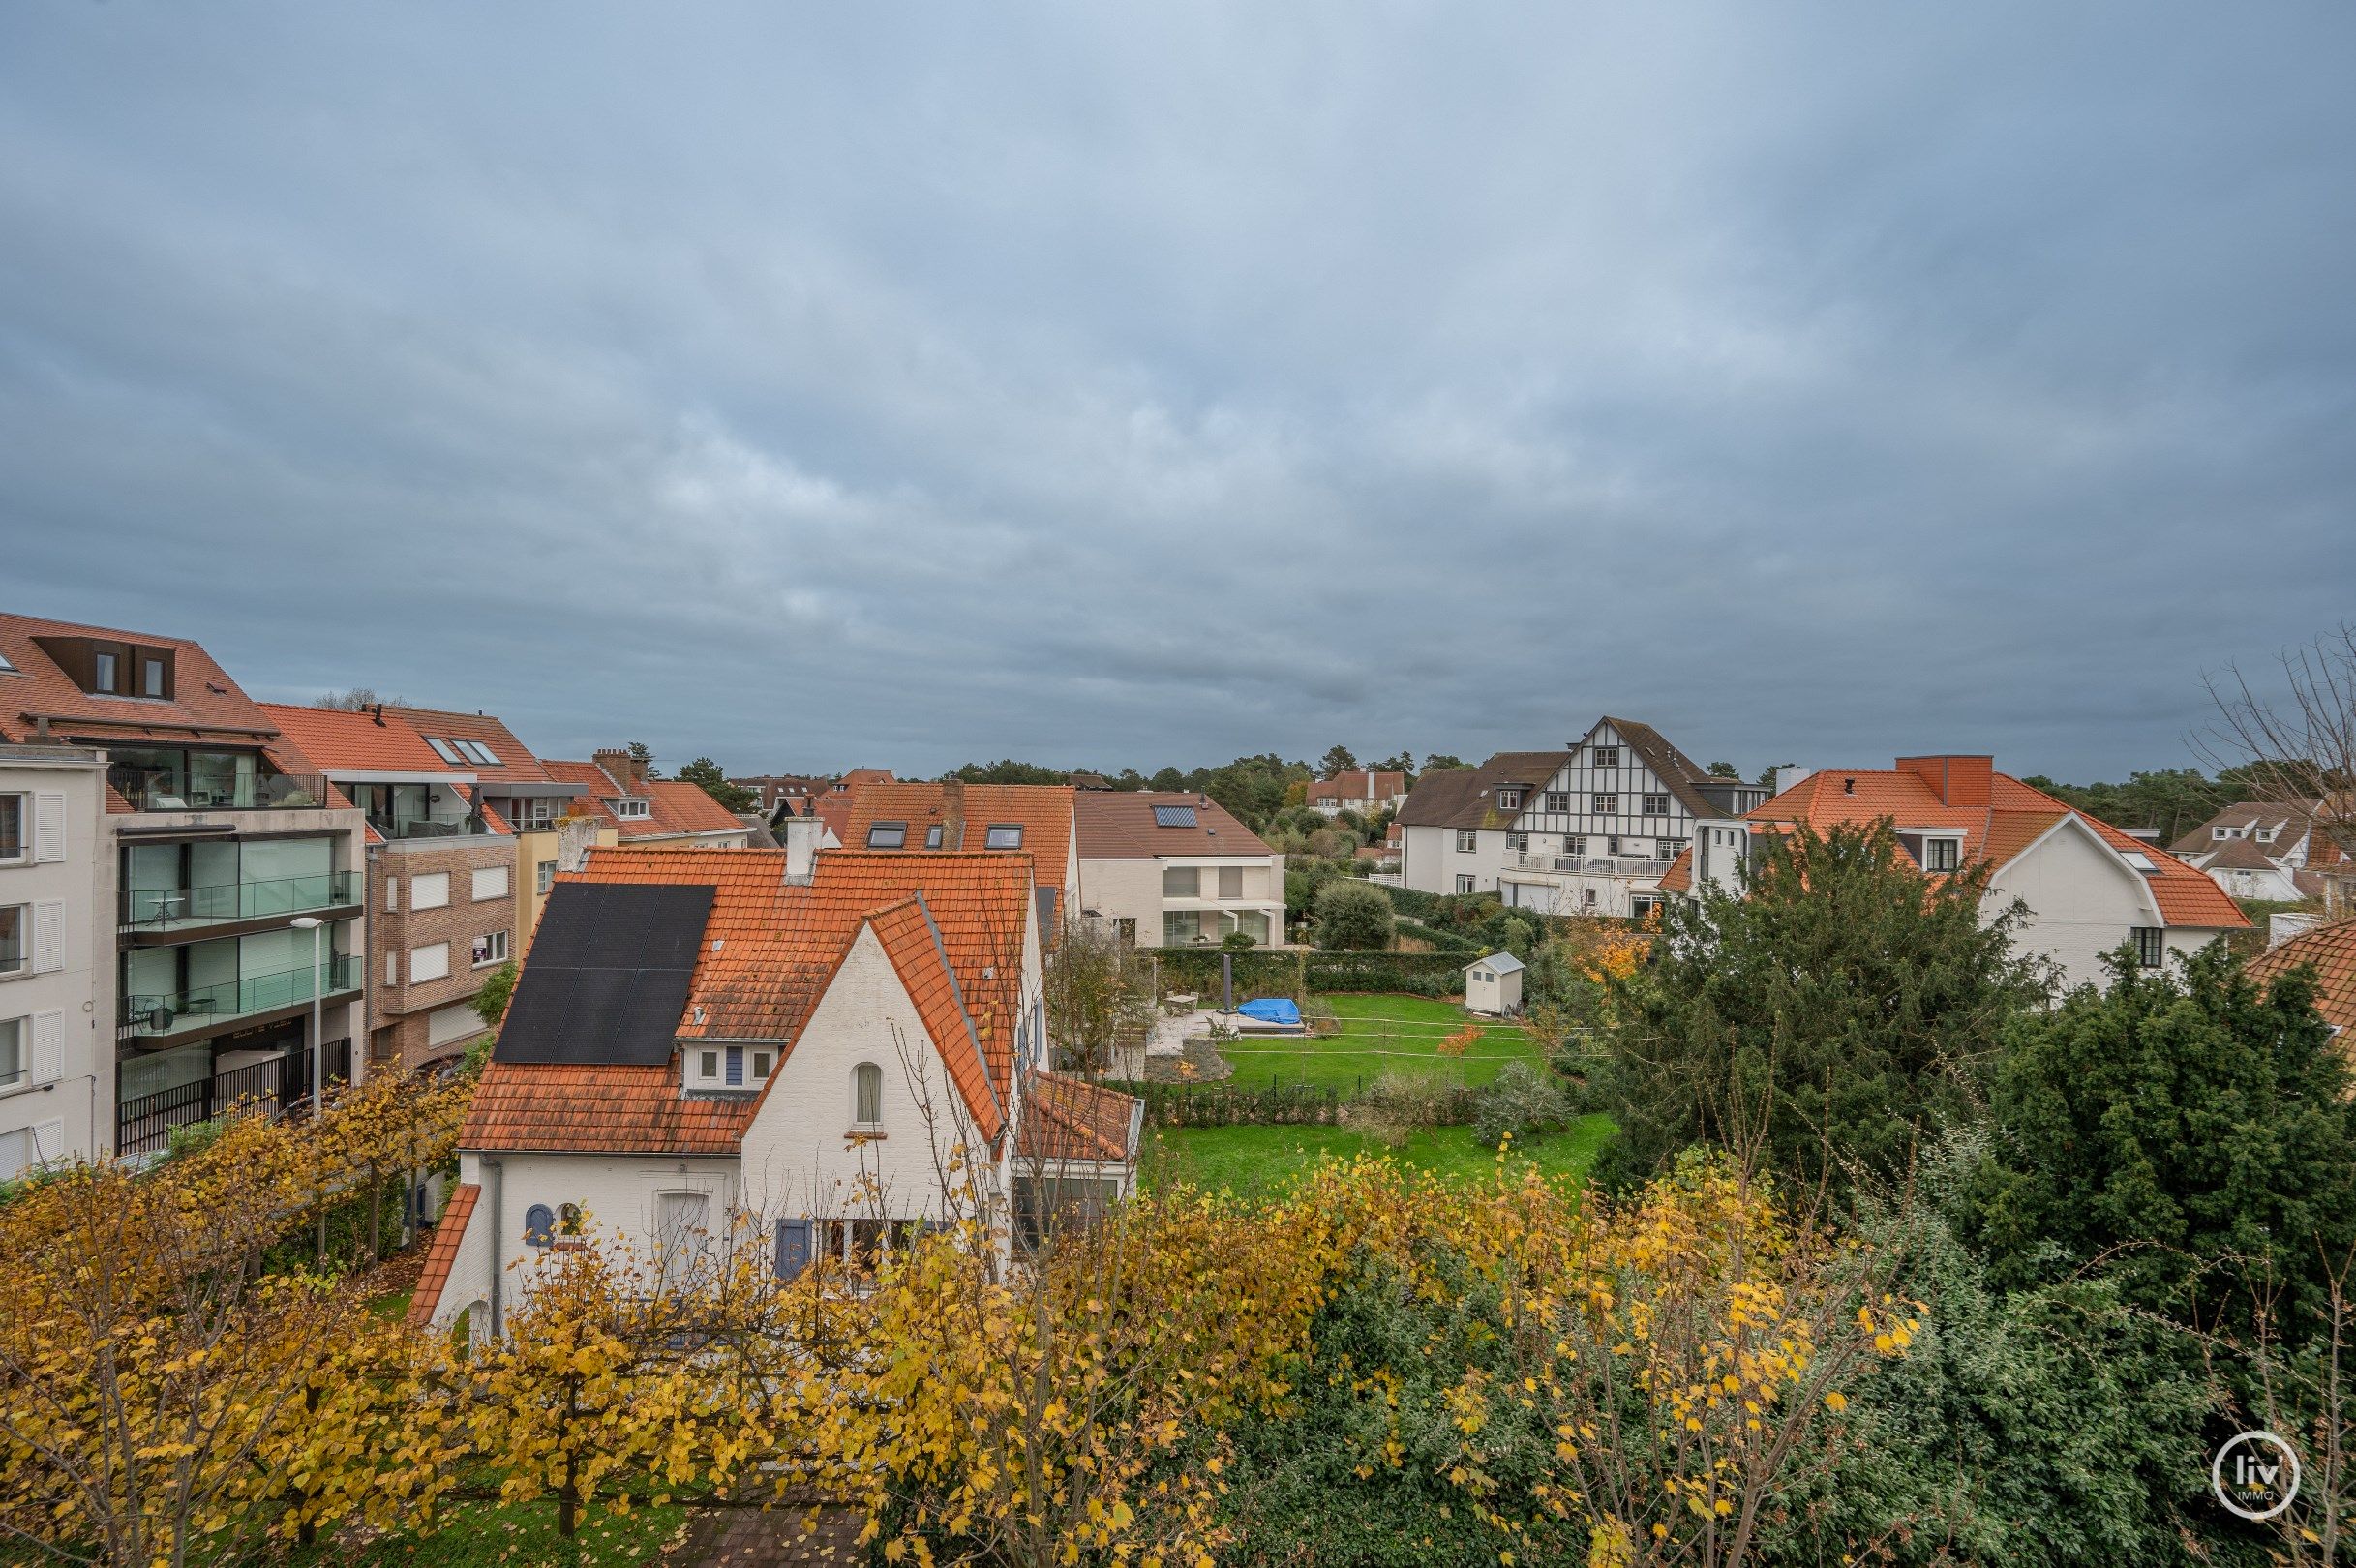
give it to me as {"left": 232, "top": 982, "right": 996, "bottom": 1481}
{"left": 524, "top": 1204, "right": 554, "bottom": 1247}
{"left": 726, "top": 1046, "right": 744, "bottom": 1087}
{"left": 776, "top": 1219, "right": 812, "bottom": 1280}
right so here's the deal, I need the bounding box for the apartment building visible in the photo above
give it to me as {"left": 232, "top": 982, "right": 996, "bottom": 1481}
{"left": 1399, "top": 717, "right": 1764, "bottom": 918}
{"left": 0, "top": 614, "right": 369, "bottom": 1161}
{"left": 384, "top": 705, "right": 593, "bottom": 945}
{"left": 1665, "top": 754, "right": 2248, "bottom": 992}
{"left": 0, "top": 744, "right": 109, "bottom": 1177}
{"left": 262, "top": 704, "right": 520, "bottom": 1072}
{"left": 1076, "top": 791, "right": 1285, "bottom": 947}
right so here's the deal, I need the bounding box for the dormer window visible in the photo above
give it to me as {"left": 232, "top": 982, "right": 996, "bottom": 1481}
{"left": 92, "top": 651, "right": 118, "bottom": 692}
{"left": 2214, "top": 826, "right": 2231, "bottom": 840}
{"left": 1924, "top": 837, "right": 1961, "bottom": 872}
{"left": 867, "top": 821, "right": 907, "bottom": 848}
{"left": 612, "top": 798, "right": 650, "bottom": 820}
{"left": 2256, "top": 828, "right": 2278, "bottom": 844}
{"left": 1496, "top": 789, "right": 1524, "bottom": 811}
{"left": 984, "top": 824, "right": 1024, "bottom": 849}
{"left": 687, "top": 1044, "right": 772, "bottom": 1092}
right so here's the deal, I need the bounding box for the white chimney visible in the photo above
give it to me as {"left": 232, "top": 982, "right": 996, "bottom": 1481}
{"left": 1773, "top": 765, "right": 1814, "bottom": 798}
{"left": 782, "top": 816, "right": 820, "bottom": 885}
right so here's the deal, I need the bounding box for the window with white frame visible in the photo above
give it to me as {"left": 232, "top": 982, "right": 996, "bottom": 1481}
{"left": 0, "top": 1015, "right": 24, "bottom": 1091}
{"left": 687, "top": 1043, "right": 773, "bottom": 1091}
{"left": 613, "top": 798, "right": 650, "bottom": 820}
{"left": 1455, "top": 829, "right": 1478, "bottom": 853}
{"left": 1544, "top": 791, "right": 1569, "bottom": 813}
{"left": 408, "top": 943, "right": 450, "bottom": 982}
{"left": 1506, "top": 831, "right": 1527, "bottom": 853}
{"left": 471, "top": 930, "right": 509, "bottom": 967}
{"left": 1591, "top": 745, "right": 1619, "bottom": 768}
{"left": 1924, "top": 837, "right": 1961, "bottom": 872}
{"left": 1496, "top": 788, "right": 1524, "bottom": 811}
{"left": 1582, "top": 887, "right": 1598, "bottom": 907}
{"left": 853, "top": 1062, "right": 884, "bottom": 1130}
{"left": 924, "top": 825, "right": 944, "bottom": 848}
{"left": 2213, "top": 826, "right": 2231, "bottom": 840}
{"left": 1592, "top": 794, "right": 1617, "bottom": 815}
{"left": 1565, "top": 836, "right": 1586, "bottom": 857}
{"left": 536, "top": 860, "right": 556, "bottom": 894}
{"left": 410, "top": 872, "right": 450, "bottom": 911}
{"left": 1641, "top": 793, "right": 1670, "bottom": 816}
{"left": 1455, "top": 874, "right": 1475, "bottom": 894}
{"left": 1163, "top": 865, "right": 1200, "bottom": 897}
{"left": 471, "top": 864, "right": 509, "bottom": 901}
{"left": 0, "top": 795, "right": 22, "bottom": 862}
{"left": 2131, "top": 927, "right": 2165, "bottom": 969}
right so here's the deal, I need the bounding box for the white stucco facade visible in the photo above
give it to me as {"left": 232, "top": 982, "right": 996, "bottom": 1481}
{"left": 1079, "top": 852, "right": 1286, "bottom": 949}
{"left": 1984, "top": 816, "right": 2226, "bottom": 992}
{"left": 1, "top": 747, "right": 111, "bottom": 1176}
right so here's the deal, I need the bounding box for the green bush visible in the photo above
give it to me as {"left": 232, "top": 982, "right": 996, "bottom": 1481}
{"left": 1344, "top": 1071, "right": 1472, "bottom": 1144}
{"left": 1313, "top": 880, "right": 1396, "bottom": 951}
{"left": 1466, "top": 1062, "right": 1574, "bottom": 1150}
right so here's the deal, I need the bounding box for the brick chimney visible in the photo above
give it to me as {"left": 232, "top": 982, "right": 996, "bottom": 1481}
{"left": 1896, "top": 755, "right": 1993, "bottom": 809}
{"left": 593, "top": 747, "right": 642, "bottom": 792}
{"left": 940, "top": 779, "right": 966, "bottom": 850}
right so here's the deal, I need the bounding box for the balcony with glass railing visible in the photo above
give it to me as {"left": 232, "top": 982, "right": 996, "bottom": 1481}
{"left": 119, "top": 954, "right": 362, "bottom": 1040}
{"left": 118, "top": 870, "right": 361, "bottom": 934}
{"left": 109, "top": 764, "right": 331, "bottom": 813}
{"left": 1510, "top": 852, "right": 1676, "bottom": 880}
{"left": 369, "top": 810, "right": 493, "bottom": 840}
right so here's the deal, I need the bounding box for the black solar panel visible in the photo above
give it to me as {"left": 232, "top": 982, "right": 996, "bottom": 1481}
{"left": 494, "top": 883, "right": 715, "bottom": 1066}
{"left": 1153, "top": 804, "right": 1197, "bottom": 828}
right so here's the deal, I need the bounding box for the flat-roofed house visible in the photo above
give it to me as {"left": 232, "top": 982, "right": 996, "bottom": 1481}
{"left": 1075, "top": 791, "right": 1285, "bottom": 948}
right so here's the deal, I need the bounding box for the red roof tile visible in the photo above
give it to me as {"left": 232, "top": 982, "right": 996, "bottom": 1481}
{"left": 2248, "top": 920, "right": 2356, "bottom": 1039}
{"left": 1015, "top": 1072, "right": 1140, "bottom": 1163}
{"left": 540, "top": 759, "right": 750, "bottom": 842}
{"left": 386, "top": 705, "right": 563, "bottom": 787}
{"left": 257, "top": 702, "right": 454, "bottom": 773}
{"left": 407, "top": 1183, "right": 479, "bottom": 1327}
{"left": 867, "top": 896, "right": 1004, "bottom": 1139}
{"left": 1076, "top": 791, "right": 1274, "bottom": 859}
{"left": 845, "top": 782, "right": 1075, "bottom": 882}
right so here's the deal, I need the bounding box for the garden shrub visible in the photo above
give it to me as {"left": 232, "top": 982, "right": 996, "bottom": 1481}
{"left": 1343, "top": 1071, "right": 1468, "bottom": 1144}
{"left": 1313, "top": 879, "right": 1396, "bottom": 950}
{"left": 1466, "top": 1061, "right": 1574, "bottom": 1150}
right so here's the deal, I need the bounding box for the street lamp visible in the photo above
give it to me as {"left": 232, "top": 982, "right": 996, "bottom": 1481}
{"left": 290, "top": 917, "right": 325, "bottom": 1115}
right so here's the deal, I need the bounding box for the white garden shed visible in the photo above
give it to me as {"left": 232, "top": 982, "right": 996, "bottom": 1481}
{"left": 1464, "top": 951, "right": 1525, "bottom": 1016}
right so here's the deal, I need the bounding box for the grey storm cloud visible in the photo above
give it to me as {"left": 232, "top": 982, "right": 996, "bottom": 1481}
{"left": 1, "top": 1, "right": 2351, "bottom": 779}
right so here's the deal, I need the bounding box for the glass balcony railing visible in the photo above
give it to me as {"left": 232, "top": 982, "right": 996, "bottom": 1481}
{"left": 120, "top": 955, "right": 361, "bottom": 1038}
{"left": 369, "top": 813, "right": 491, "bottom": 840}
{"left": 119, "top": 871, "right": 360, "bottom": 930}
{"left": 108, "top": 766, "right": 331, "bottom": 813}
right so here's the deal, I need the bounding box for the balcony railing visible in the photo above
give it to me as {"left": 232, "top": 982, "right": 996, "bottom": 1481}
{"left": 370, "top": 813, "right": 490, "bottom": 840}
{"left": 107, "top": 766, "right": 332, "bottom": 813}
{"left": 115, "top": 1038, "right": 352, "bottom": 1158}
{"left": 1511, "top": 853, "right": 1676, "bottom": 879}
{"left": 120, "top": 955, "right": 361, "bottom": 1039}
{"left": 119, "top": 871, "right": 359, "bottom": 930}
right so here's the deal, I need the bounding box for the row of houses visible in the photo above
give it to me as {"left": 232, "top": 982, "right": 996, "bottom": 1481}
{"left": 0, "top": 610, "right": 759, "bottom": 1181}
{"left": 1394, "top": 714, "right": 2336, "bottom": 994}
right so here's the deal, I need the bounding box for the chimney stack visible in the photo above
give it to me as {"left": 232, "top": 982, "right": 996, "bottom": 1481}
{"left": 782, "top": 816, "right": 820, "bottom": 884}
{"left": 1896, "top": 755, "right": 1993, "bottom": 809}
{"left": 593, "top": 747, "right": 640, "bottom": 791}
{"left": 940, "top": 778, "right": 966, "bottom": 851}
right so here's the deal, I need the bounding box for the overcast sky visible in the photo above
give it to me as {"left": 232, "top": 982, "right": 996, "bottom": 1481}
{"left": 2, "top": 4, "right": 2350, "bottom": 781}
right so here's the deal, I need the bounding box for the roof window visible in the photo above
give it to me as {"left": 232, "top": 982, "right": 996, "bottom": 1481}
{"left": 425, "top": 738, "right": 465, "bottom": 764}
{"left": 1153, "top": 805, "right": 1197, "bottom": 828}
{"left": 985, "top": 824, "right": 1024, "bottom": 849}
{"left": 868, "top": 821, "right": 907, "bottom": 849}
{"left": 458, "top": 739, "right": 501, "bottom": 766}
{"left": 2122, "top": 850, "right": 2160, "bottom": 874}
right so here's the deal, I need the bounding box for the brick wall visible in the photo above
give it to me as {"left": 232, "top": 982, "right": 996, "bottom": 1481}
{"left": 368, "top": 835, "right": 518, "bottom": 1071}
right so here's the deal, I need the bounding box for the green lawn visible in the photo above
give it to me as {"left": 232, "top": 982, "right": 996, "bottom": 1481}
{"left": 1144, "top": 1117, "right": 1616, "bottom": 1200}
{"left": 276, "top": 1499, "right": 688, "bottom": 1566}
{"left": 1210, "top": 993, "right": 1543, "bottom": 1096}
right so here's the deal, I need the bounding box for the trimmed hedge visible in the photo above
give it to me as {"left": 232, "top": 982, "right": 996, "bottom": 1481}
{"left": 1378, "top": 884, "right": 1444, "bottom": 921}
{"left": 1147, "top": 948, "right": 1467, "bottom": 1000}
{"left": 1127, "top": 1080, "right": 1345, "bottom": 1128}
{"left": 1392, "top": 919, "right": 1480, "bottom": 954}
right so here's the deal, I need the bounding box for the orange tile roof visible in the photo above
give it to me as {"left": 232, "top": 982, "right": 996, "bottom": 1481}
{"left": 2248, "top": 920, "right": 2356, "bottom": 1039}
{"left": 257, "top": 702, "right": 454, "bottom": 773}
{"left": 844, "top": 782, "right": 1075, "bottom": 882}
{"left": 0, "top": 611, "right": 328, "bottom": 786}
{"left": 1743, "top": 764, "right": 2247, "bottom": 930}
{"left": 867, "top": 896, "right": 1004, "bottom": 1139}
{"left": 1657, "top": 845, "right": 1693, "bottom": 893}
{"left": 540, "top": 759, "right": 750, "bottom": 842}
{"left": 407, "top": 1183, "right": 479, "bottom": 1327}
{"left": 1015, "top": 1072, "right": 1140, "bottom": 1163}
{"left": 463, "top": 848, "right": 1036, "bottom": 1155}
{"left": 386, "top": 705, "right": 563, "bottom": 787}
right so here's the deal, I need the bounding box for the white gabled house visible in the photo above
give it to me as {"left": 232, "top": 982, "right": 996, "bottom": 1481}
{"left": 1397, "top": 717, "right": 1765, "bottom": 919}
{"left": 409, "top": 845, "right": 1142, "bottom": 1338}
{"left": 1664, "top": 754, "right": 2250, "bottom": 994}
{"left": 2170, "top": 799, "right": 2349, "bottom": 905}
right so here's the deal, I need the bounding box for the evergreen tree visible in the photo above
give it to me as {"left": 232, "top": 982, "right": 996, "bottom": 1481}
{"left": 675, "top": 756, "right": 753, "bottom": 811}
{"left": 1595, "top": 821, "right": 2040, "bottom": 1200}
{"left": 1312, "top": 879, "right": 1395, "bottom": 951}
{"left": 1960, "top": 945, "right": 2356, "bottom": 1344}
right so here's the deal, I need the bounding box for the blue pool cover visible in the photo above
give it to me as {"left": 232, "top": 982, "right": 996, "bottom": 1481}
{"left": 1237, "top": 997, "right": 1302, "bottom": 1026}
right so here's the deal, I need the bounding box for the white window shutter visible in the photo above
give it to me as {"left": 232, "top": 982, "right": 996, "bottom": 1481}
{"left": 32, "top": 902, "right": 65, "bottom": 974}
{"left": 30, "top": 1119, "right": 65, "bottom": 1167}
{"left": 30, "top": 1010, "right": 63, "bottom": 1085}
{"left": 34, "top": 793, "right": 67, "bottom": 862}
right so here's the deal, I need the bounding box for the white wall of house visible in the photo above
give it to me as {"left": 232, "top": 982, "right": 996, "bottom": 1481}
{"left": 1081, "top": 853, "right": 1285, "bottom": 947}
{"left": 1401, "top": 824, "right": 1502, "bottom": 897}
{"left": 1985, "top": 819, "right": 2224, "bottom": 992}
{"left": 1, "top": 751, "right": 111, "bottom": 1175}
{"left": 2200, "top": 861, "right": 2303, "bottom": 902}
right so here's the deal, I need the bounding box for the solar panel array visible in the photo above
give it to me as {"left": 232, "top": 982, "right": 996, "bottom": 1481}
{"left": 1153, "top": 804, "right": 1197, "bottom": 828}
{"left": 494, "top": 882, "right": 715, "bottom": 1066}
